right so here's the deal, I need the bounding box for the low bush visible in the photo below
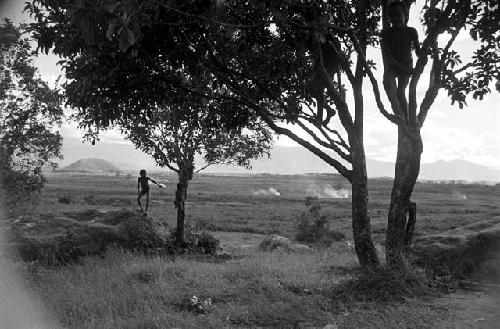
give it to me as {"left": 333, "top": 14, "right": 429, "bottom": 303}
{"left": 170, "top": 227, "right": 221, "bottom": 256}
{"left": 1, "top": 168, "right": 45, "bottom": 215}
{"left": 334, "top": 267, "right": 432, "bottom": 303}
{"left": 58, "top": 194, "right": 72, "bottom": 204}
{"left": 295, "top": 197, "right": 345, "bottom": 246}
{"left": 83, "top": 194, "right": 97, "bottom": 205}
{"left": 187, "top": 230, "right": 220, "bottom": 256}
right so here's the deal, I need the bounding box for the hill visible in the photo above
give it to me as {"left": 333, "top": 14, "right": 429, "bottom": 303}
{"left": 59, "top": 158, "right": 121, "bottom": 173}
{"left": 203, "top": 150, "right": 500, "bottom": 182}
{"left": 418, "top": 159, "right": 500, "bottom": 182}
{"left": 60, "top": 137, "right": 156, "bottom": 171}
{"left": 57, "top": 137, "right": 500, "bottom": 181}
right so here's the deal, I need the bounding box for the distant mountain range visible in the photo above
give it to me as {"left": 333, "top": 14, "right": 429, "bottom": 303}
{"left": 57, "top": 136, "right": 500, "bottom": 182}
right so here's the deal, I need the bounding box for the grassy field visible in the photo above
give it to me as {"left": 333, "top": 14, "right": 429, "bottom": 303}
{"left": 37, "top": 173, "right": 500, "bottom": 240}
{"left": 5, "top": 173, "right": 500, "bottom": 328}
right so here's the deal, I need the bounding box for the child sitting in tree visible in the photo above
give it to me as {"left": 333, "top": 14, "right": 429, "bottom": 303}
{"left": 137, "top": 169, "right": 163, "bottom": 214}
{"left": 381, "top": 1, "right": 420, "bottom": 125}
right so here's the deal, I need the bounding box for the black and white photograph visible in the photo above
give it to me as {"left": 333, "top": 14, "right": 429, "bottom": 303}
{"left": 1, "top": 0, "right": 499, "bottom": 328}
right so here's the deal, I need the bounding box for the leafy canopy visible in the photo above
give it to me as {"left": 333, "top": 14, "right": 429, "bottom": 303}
{"left": 0, "top": 19, "right": 63, "bottom": 194}
{"left": 25, "top": 1, "right": 273, "bottom": 176}
{"left": 25, "top": 0, "right": 499, "bottom": 177}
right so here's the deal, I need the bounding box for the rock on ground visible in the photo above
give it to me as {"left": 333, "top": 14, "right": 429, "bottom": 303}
{"left": 258, "top": 234, "right": 291, "bottom": 252}
{"left": 6, "top": 209, "right": 170, "bottom": 264}
{"left": 258, "top": 234, "right": 313, "bottom": 253}
{"left": 290, "top": 243, "right": 313, "bottom": 253}
{"left": 412, "top": 217, "right": 500, "bottom": 280}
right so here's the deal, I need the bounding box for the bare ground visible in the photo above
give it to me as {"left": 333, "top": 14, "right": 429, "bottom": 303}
{"left": 438, "top": 289, "right": 500, "bottom": 329}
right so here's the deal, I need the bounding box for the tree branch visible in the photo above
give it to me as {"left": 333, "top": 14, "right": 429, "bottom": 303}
{"left": 299, "top": 115, "right": 351, "bottom": 154}
{"left": 418, "top": 31, "right": 461, "bottom": 126}
{"left": 348, "top": 33, "right": 402, "bottom": 125}
{"left": 324, "top": 125, "right": 350, "bottom": 151}
{"left": 204, "top": 36, "right": 288, "bottom": 114}
{"left": 296, "top": 119, "right": 351, "bottom": 162}
{"left": 316, "top": 63, "right": 355, "bottom": 131}
{"left": 151, "top": 141, "right": 179, "bottom": 173}
{"left": 452, "top": 62, "right": 474, "bottom": 75}
{"left": 218, "top": 90, "right": 353, "bottom": 181}
{"left": 150, "top": 1, "right": 271, "bottom": 29}
{"left": 263, "top": 117, "right": 353, "bottom": 181}
{"left": 194, "top": 162, "right": 216, "bottom": 174}
{"left": 416, "top": 0, "right": 464, "bottom": 127}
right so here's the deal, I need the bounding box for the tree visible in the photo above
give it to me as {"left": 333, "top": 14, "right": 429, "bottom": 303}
{"left": 73, "top": 70, "right": 272, "bottom": 245}
{"left": 0, "top": 19, "right": 62, "bottom": 200}
{"left": 24, "top": 4, "right": 272, "bottom": 245}
{"left": 125, "top": 106, "right": 270, "bottom": 246}
{"left": 26, "top": 0, "right": 498, "bottom": 270}
{"left": 26, "top": 0, "right": 383, "bottom": 267}
{"left": 375, "top": 0, "right": 499, "bottom": 268}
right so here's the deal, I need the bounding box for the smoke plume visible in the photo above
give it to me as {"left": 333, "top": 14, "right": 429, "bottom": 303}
{"left": 452, "top": 190, "right": 467, "bottom": 200}
{"left": 305, "top": 183, "right": 349, "bottom": 199}
{"left": 252, "top": 187, "right": 281, "bottom": 196}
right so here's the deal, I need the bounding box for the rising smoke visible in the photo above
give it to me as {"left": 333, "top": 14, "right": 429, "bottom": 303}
{"left": 305, "top": 183, "right": 349, "bottom": 199}
{"left": 451, "top": 189, "right": 467, "bottom": 200}
{"left": 251, "top": 187, "right": 281, "bottom": 196}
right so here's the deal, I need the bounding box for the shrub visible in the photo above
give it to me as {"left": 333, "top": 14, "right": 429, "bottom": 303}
{"left": 58, "top": 194, "right": 72, "bottom": 204}
{"left": 258, "top": 234, "right": 291, "bottom": 252}
{"left": 1, "top": 169, "right": 45, "bottom": 202}
{"left": 170, "top": 227, "right": 220, "bottom": 256}
{"left": 83, "top": 194, "right": 97, "bottom": 205}
{"left": 194, "top": 231, "right": 220, "bottom": 255}
{"left": 335, "top": 267, "right": 432, "bottom": 303}
{"left": 295, "top": 197, "right": 345, "bottom": 246}
{"left": 0, "top": 168, "right": 45, "bottom": 216}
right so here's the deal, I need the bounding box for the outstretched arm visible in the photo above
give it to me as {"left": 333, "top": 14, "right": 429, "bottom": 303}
{"left": 149, "top": 177, "right": 162, "bottom": 187}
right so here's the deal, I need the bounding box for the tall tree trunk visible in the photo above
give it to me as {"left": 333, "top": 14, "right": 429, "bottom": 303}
{"left": 174, "top": 173, "right": 189, "bottom": 246}
{"left": 351, "top": 144, "right": 380, "bottom": 268}
{"left": 386, "top": 127, "right": 423, "bottom": 269}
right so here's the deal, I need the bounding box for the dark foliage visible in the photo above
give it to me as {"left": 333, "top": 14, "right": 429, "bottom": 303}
{"left": 0, "top": 19, "right": 63, "bottom": 198}
{"left": 25, "top": 0, "right": 499, "bottom": 269}
{"left": 334, "top": 267, "right": 433, "bottom": 303}
{"left": 295, "top": 197, "right": 345, "bottom": 246}
{"left": 170, "top": 227, "right": 221, "bottom": 256}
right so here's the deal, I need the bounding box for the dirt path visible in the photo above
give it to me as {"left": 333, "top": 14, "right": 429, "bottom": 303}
{"left": 438, "top": 288, "right": 500, "bottom": 329}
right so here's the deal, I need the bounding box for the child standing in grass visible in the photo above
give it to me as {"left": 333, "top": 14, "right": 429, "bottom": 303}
{"left": 137, "top": 169, "right": 163, "bottom": 214}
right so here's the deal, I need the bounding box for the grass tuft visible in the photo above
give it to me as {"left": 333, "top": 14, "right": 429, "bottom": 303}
{"left": 334, "top": 266, "right": 435, "bottom": 303}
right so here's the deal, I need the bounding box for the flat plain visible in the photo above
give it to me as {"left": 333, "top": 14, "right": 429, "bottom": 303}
{"left": 8, "top": 173, "right": 500, "bottom": 328}
{"left": 39, "top": 173, "right": 500, "bottom": 240}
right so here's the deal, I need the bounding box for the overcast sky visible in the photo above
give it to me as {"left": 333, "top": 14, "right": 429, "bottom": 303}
{"left": 2, "top": 0, "right": 499, "bottom": 169}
